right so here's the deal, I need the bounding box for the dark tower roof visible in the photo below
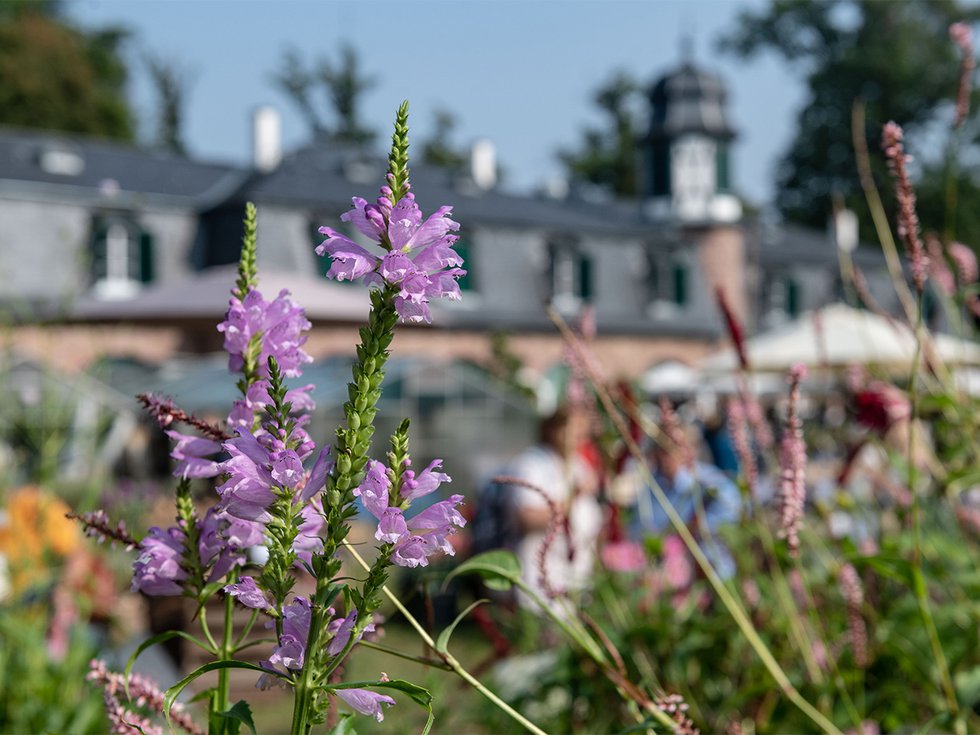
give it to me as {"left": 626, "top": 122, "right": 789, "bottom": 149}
{"left": 646, "top": 62, "right": 736, "bottom": 142}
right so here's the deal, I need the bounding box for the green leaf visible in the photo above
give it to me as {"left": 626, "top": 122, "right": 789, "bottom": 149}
{"left": 444, "top": 550, "right": 522, "bottom": 592}
{"left": 163, "top": 661, "right": 287, "bottom": 729}
{"left": 327, "top": 679, "right": 434, "bottom": 735}
{"left": 613, "top": 718, "right": 660, "bottom": 734}
{"left": 858, "top": 553, "right": 914, "bottom": 586}
{"left": 435, "top": 599, "right": 488, "bottom": 654}
{"left": 216, "top": 700, "right": 256, "bottom": 735}
{"left": 123, "top": 629, "right": 212, "bottom": 700}
{"left": 326, "top": 712, "right": 359, "bottom": 735}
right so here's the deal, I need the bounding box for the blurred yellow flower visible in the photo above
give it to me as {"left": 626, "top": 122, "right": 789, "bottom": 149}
{"left": 0, "top": 486, "right": 80, "bottom": 592}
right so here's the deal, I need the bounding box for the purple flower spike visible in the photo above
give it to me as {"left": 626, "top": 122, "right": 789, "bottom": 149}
{"left": 316, "top": 228, "right": 380, "bottom": 281}
{"left": 218, "top": 287, "right": 312, "bottom": 378}
{"left": 336, "top": 688, "right": 396, "bottom": 722}
{"left": 353, "top": 460, "right": 391, "bottom": 519}
{"left": 300, "top": 447, "right": 333, "bottom": 503}
{"left": 225, "top": 576, "right": 272, "bottom": 610}
{"left": 132, "top": 527, "right": 187, "bottom": 596}
{"left": 293, "top": 499, "right": 325, "bottom": 567}
{"left": 166, "top": 430, "right": 222, "bottom": 479}
{"left": 401, "top": 459, "right": 451, "bottom": 501}
{"left": 375, "top": 507, "right": 409, "bottom": 544}
{"left": 315, "top": 188, "right": 466, "bottom": 324}
{"left": 327, "top": 609, "right": 358, "bottom": 656}
{"left": 268, "top": 597, "right": 312, "bottom": 670}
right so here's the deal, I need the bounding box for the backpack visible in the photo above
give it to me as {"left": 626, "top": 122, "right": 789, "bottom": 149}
{"left": 469, "top": 477, "right": 520, "bottom": 556}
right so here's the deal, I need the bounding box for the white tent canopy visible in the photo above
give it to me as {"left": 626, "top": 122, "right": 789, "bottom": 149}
{"left": 701, "top": 302, "right": 980, "bottom": 374}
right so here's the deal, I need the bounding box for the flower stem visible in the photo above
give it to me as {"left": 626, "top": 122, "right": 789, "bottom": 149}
{"left": 907, "top": 303, "right": 960, "bottom": 726}
{"left": 549, "top": 305, "right": 844, "bottom": 735}
{"left": 342, "top": 541, "right": 550, "bottom": 735}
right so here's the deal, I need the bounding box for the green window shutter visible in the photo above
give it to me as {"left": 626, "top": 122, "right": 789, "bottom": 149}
{"left": 578, "top": 255, "right": 593, "bottom": 302}
{"left": 139, "top": 231, "right": 155, "bottom": 283}
{"left": 90, "top": 218, "right": 109, "bottom": 281}
{"left": 786, "top": 278, "right": 800, "bottom": 317}
{"left": 716, "top": 144, "right": 730, "bottom": 192}
{"left": 672, "top": 263, "right": 688, "bottom": 306}
{"left": 652, "top": 141, "right": 671, "bottom": 196}
{"left": 454, "top": 239, "right": 473, "bottom": 292}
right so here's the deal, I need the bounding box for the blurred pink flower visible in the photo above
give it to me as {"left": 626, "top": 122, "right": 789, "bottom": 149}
{"left": 601, "top": 541, "right": 646, "bottom": 573}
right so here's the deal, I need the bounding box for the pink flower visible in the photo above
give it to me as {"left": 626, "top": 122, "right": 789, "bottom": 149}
{"left": 777, "top": 364, "right": 807, "bottom": 557}
{"left": 882, "top": 122, "right": 928, "bottom": 292}
{"left": 600, "top": 541, "right": 646, "bottom": 573}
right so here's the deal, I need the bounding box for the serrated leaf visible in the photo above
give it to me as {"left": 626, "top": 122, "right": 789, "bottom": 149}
{"left": 216, "top": 700, "right": 256, "bottom": 735}
{"left": 435, "top": 599, "right": 488, "bottom": 654}
{"left": 444, "top": 550, "right": 522, "bottom": 592}
{"left": 163, "top": 661, "right": 286, "bottom": 729}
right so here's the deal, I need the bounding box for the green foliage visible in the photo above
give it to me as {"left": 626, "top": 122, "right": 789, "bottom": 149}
{"left": 0, "top": 5, "right": 133, "bottom": 139}
{"left": 144, "top": 54, "right": 190, "bottom": 155}
{"left": 273, "top": 44, "right": 377, "bottom": 145}
{"left": 0, "top": 610, "right": 107, "bottom": 734}
{"left": 484, "top": 499, "right": 979, "bottom": 734}
{"left": 720, "top": 0, "right": 980, "bottom": 232}
{"left": 421, "top": 108, "right": 467, "bottom": 172}
{"left": 559, "top": 70, "right": 641, "bottom": 198}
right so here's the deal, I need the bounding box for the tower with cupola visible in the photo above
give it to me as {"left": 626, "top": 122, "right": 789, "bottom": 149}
{"left": 642, "top": 54, "right": 741, "bottom": 224}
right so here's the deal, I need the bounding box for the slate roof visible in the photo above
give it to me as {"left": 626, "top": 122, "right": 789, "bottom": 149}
{"left": 755, "top": 222, "right": 889, "bottom": 268}
{"left": 647, "top": 62, "right": 736, "bottom": 141}
{"left": 0, "top": 125, "right": 245, "bottom": 207}
{"left": 226, "top": 143, "right": 654, "bottom": 237}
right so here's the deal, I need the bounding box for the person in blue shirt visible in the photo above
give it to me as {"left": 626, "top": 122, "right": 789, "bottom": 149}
{"left": 631, "top": 441, "right": 741, "bottom": 579}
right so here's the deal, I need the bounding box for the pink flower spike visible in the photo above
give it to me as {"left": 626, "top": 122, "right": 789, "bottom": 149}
{"left": 777, "top": 364, "right": 807, "bottom": 557}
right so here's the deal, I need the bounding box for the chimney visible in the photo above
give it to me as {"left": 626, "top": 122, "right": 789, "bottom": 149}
{"left": 470, "top": 138, "right": 496, "bottom": 190}
{"left": 252, "top": 106, "right": 281, "bottom": 172}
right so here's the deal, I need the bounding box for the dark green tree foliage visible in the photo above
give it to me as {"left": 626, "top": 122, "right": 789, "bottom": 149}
{"left": 0, "top": 4, "right": 133, "bottom": 140}
{"left": 559, "top": 71, "right": 641, "bottom": 198}
{"left": 273, "top": 44, "right": 377, "bottom": 145}
{"left": 145, "top": 55, "right": 190, "bottom": 155}
{"left": 421, "top": 108, "right": 467, "bottom": 172}
{"left": 721, "top": 0, "right": 980, "bottom": 232}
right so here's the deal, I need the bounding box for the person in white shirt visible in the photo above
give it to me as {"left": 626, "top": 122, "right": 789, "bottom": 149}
{"left": 505, "top": 407, "right": 603, "bottom": 612}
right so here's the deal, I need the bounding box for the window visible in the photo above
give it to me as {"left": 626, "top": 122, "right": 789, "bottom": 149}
{"left": 649, "top": 140, "right": 671, "bottom": 197}
{"left": 716, "top": 143, "right": 731, "bottom": 193}
{"left": 645, "top": 249, "right": 688, "bottom": 312}
{"left": 548, "top": 242, "right": 593, "bottom": 312}
{"left": 90, "top": 214, "right": 153, "bottom": 299}
{"left": 762, "top": 272, "right": 801, "bottom": 325}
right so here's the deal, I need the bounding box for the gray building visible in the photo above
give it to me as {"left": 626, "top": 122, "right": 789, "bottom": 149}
{"left": 0, "top": 60, "right": 902, "bottom": 377}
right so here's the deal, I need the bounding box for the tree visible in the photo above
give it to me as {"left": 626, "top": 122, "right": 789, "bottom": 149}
{"left": 720, "top": 0, "right": 980, "bottom": 233}
{"left": 273, "top": 44, "right": 376, "bottom": 145}
{"left": 421, "top": 108, "right": 467, "bottom": 172}
{"left": 559, "top": 71, "right": 642, "bottom": 198}
{"left": 145, "top": 55, "right": 191, "bottom": 155}
{"left": 0, "top": 3, "right": 133, "bottom": 140}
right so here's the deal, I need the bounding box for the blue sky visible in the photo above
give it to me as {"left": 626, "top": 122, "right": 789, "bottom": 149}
{"left": 67, "top": 0, "right": 803, "bottom": 206}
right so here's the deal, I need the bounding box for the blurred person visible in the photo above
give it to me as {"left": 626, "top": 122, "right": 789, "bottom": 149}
{"left": 504, "top": 406, "right": 603, "bottom": 611}
{"left": 631, "top": 438, "right": 741, "bottom": 579}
